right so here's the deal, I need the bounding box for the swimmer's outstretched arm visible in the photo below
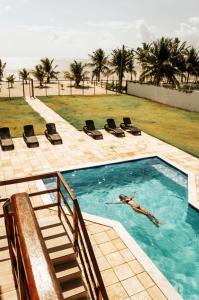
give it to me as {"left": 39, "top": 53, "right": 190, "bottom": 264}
{"left": 105, "top": 201, "right": 124, "bottom": 204}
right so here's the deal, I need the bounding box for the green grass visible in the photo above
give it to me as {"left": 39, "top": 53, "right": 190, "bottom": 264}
{"left": 0, "top": 97, "right": 46, "bottom": 137}
{"left": 39, "top": 95, "right": 199, "bottom": 158}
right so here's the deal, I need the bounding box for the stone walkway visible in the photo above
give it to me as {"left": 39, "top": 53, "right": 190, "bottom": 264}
{"left": 0, "top": 96, "right": 199, "bottom": 300}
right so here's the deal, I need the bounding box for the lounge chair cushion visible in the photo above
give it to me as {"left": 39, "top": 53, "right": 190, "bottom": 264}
{"left": 1, "top": 139, "right": 13, "bottom": 147}
{"left": 48, "top": 133, "right": 62, "bottom": 141}
{"left": 25, "top": 136, "right": 38, "bottom": 144}
{"left": 114, "top": 128, "right": 124, "bottom": 134}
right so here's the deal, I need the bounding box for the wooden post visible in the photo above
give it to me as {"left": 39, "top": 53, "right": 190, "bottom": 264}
{"left": 31, "top": 79, "right": 34, "bottom": 98}
{"left": 58, "top": 81, "right": 60, "bottom": 96}
{"left": 8, "top": 82, "right": 11, "bottom": 100}
{"left": 106, "top": 79, "right": 108, "bottom": 95}
{"left": 57, "top": 175, "right": 61, "bottom": 219}
{"left": 22, "top": 80, "right": 25, "bottom": 98}
{"left": 45, "top": 82, "right": 47, "bottom": 96}
{"left": 28, "top": 80, "right": 31, "bottom": 97}
{"left": 70, "top": 79, "right": 72, "bottom": 95}
{"left": 73, "top": 202, "right": 78, "bottom": 254}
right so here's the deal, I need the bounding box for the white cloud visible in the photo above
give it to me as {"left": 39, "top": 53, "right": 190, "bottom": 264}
{"left": 135, "top": 20, "right": 156, "bottom": 43}
{"left": 188, "top": 17, "right": 199, "bottom": 24}
{"left": 5, "top": 5, "right": 12, "bottom": 11}
{"left": 176, "top": 18, "right": 199, "bottom": 48}
{"left": 0, "top": 3, "right": 13, "bottom": 14}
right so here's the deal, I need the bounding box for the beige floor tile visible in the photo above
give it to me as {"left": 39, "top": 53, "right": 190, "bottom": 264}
{"left": 101, "top": 268, "right": 119, "bottom": 286}
{"left": 96, "top": 256, "right": 111, "bottom": 271}
{"left": 120, "top": 248, "right": 135, "bottom": 262}
{"left": 131, "top": 290, "right": 152, "bottom": 300}
{"left": 114, "top": 263, "right": 134, "bottom": 281}
{"left": 122, "top": 276, "right": 144, "bottom": 296}
{"left": 99, "top": 241, "right": 117, "bottom": 255}
{"left": 92, "top": 244, "right": 103, "bottom": 258}
{"left": 147, "top": 286, "right": 167, "bottom": 300}
{"left": 87, "top": 223, "right": 105, "bottom": 234}
{"left": 107, "top": 228, "right": 118, "bottom": 240}
{"left": 92, "top": 231, "right": 110, "bottom": 244}
{"left": 106, "top": 282, "right": 128, "bottom": 300}
{"left": 112, "top": 238, "right": 126, "bottom": 250}
{"left": 106, "top": 251, "right": 125, "bottom": 267}
{"left": 128, "top": 260, "right": 144, "bottom": 275}
{"left": 137, "top": 272, "right": 154, "bottom": 289}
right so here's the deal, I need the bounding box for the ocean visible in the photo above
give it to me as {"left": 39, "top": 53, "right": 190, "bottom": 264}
{"left": 2, "top": 57, "right": 89, "bottom": 78}
{"left": 1, "top": 56, "right": 138, "bottom": 81}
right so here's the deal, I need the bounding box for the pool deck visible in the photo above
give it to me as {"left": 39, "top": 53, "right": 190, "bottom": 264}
{"left": 0, "top": 96, "right": 199, "bottom": 300}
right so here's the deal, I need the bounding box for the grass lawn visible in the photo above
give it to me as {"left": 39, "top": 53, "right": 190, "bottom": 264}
{"left": 39, "top": 95, "right": 199, "bottom": 158}
{"left": 0, "top": 97, "right": 46, "bottom": 137}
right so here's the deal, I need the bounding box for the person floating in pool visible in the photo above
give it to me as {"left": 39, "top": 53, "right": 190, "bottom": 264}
{"left": 119, "top": 194, "right": 160, "bottom": 226}
{"left": 106, "top": 194, "right": 160, "bottom": 227}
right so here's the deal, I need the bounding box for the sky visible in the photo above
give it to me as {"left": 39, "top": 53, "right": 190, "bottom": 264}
{"left": 0, "top": 0, "right": 199, "bottom": 59}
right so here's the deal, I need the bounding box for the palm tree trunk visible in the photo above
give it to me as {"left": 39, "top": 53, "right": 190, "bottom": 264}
{"left": 186, "top": 73, "right": 190, "bottom": 83}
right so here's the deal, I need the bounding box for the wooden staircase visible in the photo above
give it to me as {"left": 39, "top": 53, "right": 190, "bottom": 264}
{"left": 38, "top": 215, "right": 88, "bottom": 300}
{"left": 0, "top": 171, "right": 108, "bottom": 300}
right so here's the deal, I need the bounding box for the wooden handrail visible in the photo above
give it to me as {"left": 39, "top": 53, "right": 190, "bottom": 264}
{"left": 11, "top": 193, "right": 63, "bottom": 300}
{"left": 0, "top": 171, "right": 57, "bottom": 186}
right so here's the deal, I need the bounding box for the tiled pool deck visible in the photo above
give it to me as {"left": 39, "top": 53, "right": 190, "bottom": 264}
{"left": 0, "top": 96, "right": 199, "bottom": 300}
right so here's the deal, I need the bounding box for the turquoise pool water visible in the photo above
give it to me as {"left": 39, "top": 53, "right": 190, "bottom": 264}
{"left": 44, "top": 157, "right": 199, "bottom": 300}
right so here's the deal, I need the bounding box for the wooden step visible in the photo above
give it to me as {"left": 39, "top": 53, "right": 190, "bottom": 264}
{"left": 37, "top": 215, "right": 61, "bottom": 228}
{"left": 61, "top": 278, "right": 88, "bottom": 300}
{"left": 0, "top": 289, "right": 18, "bottom": 300}
{"left": 37, "top": 215, "right": 88, "bottom": 299}
{"left": 48, "top": 244, "right": 76, "bottom": 264}
{"left": 54, "top": 260, "right": 82, "bottom": 283}
{"left": 38, "top": 215, "right": 75, "bottom": 264}
{"left": 41, "top": 224, "right": 66, "bottom": 239}
{"left": 0, "top": 261, "right": 16, "bottom": 295}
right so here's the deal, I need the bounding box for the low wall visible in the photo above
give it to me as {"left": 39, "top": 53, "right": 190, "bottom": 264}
{"left": 127, "top": 82, "right": 199, "bottom": 112}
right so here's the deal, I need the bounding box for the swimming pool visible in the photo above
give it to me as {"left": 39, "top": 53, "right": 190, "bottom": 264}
{"left": 44, "top": 157, "right": 199, "bottom": 300}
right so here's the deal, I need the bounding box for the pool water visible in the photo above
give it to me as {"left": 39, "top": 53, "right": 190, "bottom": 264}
{"left": 44, "top": 157, "right": 199, "bottom": 300}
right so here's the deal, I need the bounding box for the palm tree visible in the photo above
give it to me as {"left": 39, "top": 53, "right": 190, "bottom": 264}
{"left": 0, "top": 59, "right": 6, "bottom": 81}
{"left": 19, "top": 68, "right": 29, "bottom": 84}
{"left": 32, "top": 65, "right": 46, "bottom": 87}
{"left": 88, "top": 48, "right": 109, "bottom": 81}
{"left": 169, "top": 38, "right": 187, "bottom": 83}
{"left": 184, "top": 47, "right": 199, "bottom": 83}
{"left": 6, "top": 74, "right": 15, "bottom": 88}
{"left": 126, "top": 59, "right": 137, "bottom": 81}
{"left": 40, "top": 57, "right": 59, "bottom": 83}
{"left": 66, "top": 60, "right": 88, "bottom": 87}
{"left": 136, "top": 42, "right": 151, "bottom": 65}
{"left": 109, "top": 45, "right": 134, "bottom": 91}
{"left": 136, "top": 37, "right": 180, "bottom": 86}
